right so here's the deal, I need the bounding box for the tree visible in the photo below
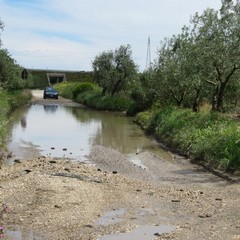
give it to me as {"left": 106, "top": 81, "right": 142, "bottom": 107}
{"left": 190, "top": 1, "right": 240, "bottom": 111}
{"left": 154, "top": 1, "right": 240, "bottom": 112}
{"left": 0, "top": 18, "right": 3, "bottom": 47}
{"left": 92, "top": 45, "right": 137, "bottom": 96}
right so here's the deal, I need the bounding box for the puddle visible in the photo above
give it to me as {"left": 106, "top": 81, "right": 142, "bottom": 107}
{"left": 99, "top": 225, "right": 175, "bottom": 240}
{"left": 97, "top": 209, "right": 126, "bottom": 226}
{"left": 7, "top": 104, "right": 173, "bottom": 163}
{"left": 5, "top": 227, "right": 42, "bottom": 240}
{"left": 128, "top": 154, "right": 148, "bottom": 170}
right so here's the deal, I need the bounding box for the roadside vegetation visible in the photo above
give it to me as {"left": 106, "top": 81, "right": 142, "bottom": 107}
{"left": 0, "top": 19, "right": 32, "bottom": 151}
{"left": 1, "top": 1, "right": 240, "bottom": 173}
{"left": 56, "top": 1, "right": 240, "bottom": 173}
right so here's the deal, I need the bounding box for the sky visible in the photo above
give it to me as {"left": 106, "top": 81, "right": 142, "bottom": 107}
{"left": 0, "top": 0, "right": 222, "bottom": 72}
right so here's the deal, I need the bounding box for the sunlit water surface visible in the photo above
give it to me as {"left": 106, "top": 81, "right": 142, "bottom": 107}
{"left": 7, "top": 103, "right": 171, "bottom": 163}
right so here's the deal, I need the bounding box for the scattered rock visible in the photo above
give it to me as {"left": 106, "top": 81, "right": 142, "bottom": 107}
{"left": 154, "top": 233, "right": 161, "bottom": 236}
{"left": 51, "top": 147, "right": 55, "bottom": 150}
{"left": 215, "top": 198, "right": 222, "bottom": 201}
{"left": 63, "top": 148, "right": 67, "bottom": 151}
{"left": 49, "top": 160, "right": 57, "bottom": 164}
{"left": 22, "top": 169, "right": 32, "bottom": 174}
{"left": 54, "top": 205, "right": 61, "bottom": 209}
{"left": 198, "top": 214, "right": 212, "bottom": 218}
{"left": 172, "top": 200, "right": 180, "bottom": 203}
{"left": 112, "top": 171, "right": 118, "bottom": 174}
{"left": 14, "top": 159, "right": 21, "bottom": 164}
{"left": 84, "top": 224, "right": 94, "bottom": 228}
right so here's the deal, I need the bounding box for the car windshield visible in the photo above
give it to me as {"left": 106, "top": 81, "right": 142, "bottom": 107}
{"left": 46, "top": 87, "right": 57, "bottom": 92}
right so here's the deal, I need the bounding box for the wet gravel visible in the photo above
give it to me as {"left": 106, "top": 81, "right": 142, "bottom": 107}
{"left": 0, "top": 91, "right": 239, "bottom": 239}
{"left": 0, "top": 147, "right": 239, "bottom": 240}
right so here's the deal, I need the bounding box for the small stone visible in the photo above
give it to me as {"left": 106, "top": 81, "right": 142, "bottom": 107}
{"left": 215, "top": 198, "right": 222, "bottom": 201}
{"left": 51, "top": 147, "right": 55, "bottom": 150}
{"left": 171, "top": 199, "right": 180, "bottom": 203}
{"left": 14, "top": 159, "right": 21, "bottom": 163}
{"left": 64, "top": 168, "right": 70, "bottom": 172}
{"left": 97, "top": 168, "right": 102, "bottom": 171}
{"left": 49, "top": 160, "right": 57, "bottom": 164}
{"left": 154, "top": 233, "right": 161, "bottom": 236}
{"left": 63, "top": 148, "right": 67, "bottom": 151}
{"left": 112, "top": 171, "right": 118, "bottom": 174}
{"left": 84, "top": 225, "right": 94, "bottom": 228}
{"left": 54, "top": 205, "right": 61, "bottom": 209}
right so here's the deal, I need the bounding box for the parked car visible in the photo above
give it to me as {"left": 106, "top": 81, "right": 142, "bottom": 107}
{"left": 43, "top": 87, "right": 59, "bottom": 99}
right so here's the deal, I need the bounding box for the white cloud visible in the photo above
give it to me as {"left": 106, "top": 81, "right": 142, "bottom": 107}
{"left": 0, "top": 0, "right": 222, "bottom": 71}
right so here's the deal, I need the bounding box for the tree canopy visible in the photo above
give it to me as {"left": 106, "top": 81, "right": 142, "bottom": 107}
{"left": 92, "top": 45, "right": 137, "bottom": 96}
{"left": 146, "top": 0, "right": 240, "bottom": 112}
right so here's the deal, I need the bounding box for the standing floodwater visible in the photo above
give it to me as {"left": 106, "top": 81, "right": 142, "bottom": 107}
{"left": 7, "top": 103, "right": 171, "bottom": 163}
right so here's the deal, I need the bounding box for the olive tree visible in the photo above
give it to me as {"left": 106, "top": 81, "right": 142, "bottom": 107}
{"left": 92, "top": 45, "right": 137, "bottom": 96}
{"left": 189, "top": 0, "right": 240, "bottom": 111}
{"left": 0, "top": 18, "right": 3, "bottom": 47}
{"left": 155, "top": 0, "right": 240, "bottom": 112}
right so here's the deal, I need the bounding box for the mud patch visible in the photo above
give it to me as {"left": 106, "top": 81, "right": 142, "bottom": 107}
{"left": 99, "top": 225, "right": 176, "bottom": 240}
{"left": 97, "top": 209, "right": 126, "bottom": 226}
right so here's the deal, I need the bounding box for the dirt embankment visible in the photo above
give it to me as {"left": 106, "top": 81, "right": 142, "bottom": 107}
{"left": 0, "top": 92, "right": 239, "bottom": 240}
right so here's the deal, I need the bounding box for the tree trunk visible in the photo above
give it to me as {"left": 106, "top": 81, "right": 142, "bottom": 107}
{"left": 211, "top": 85, "right": 219, "bottom": 111}
{"left": 192, "top": 89, "right": 200, "bottom": 112}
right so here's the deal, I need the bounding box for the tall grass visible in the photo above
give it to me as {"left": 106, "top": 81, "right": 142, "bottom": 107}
{"left": 0, "top": 91, "right": 10, "bottom": 147}
{"left": 0, "top": 90, "right": 31, "bottom": 148}
{"left": 135, "top": 107, "right": 240, "bottom": 172}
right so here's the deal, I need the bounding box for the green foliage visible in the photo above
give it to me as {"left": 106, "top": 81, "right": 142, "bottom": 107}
{"left": 0, "top": 90, "right": 31, "bottom": 147}
{"left": 56, "top": 81, "right": 132, "bottom": 111}
{"left": 76, "top": 92, "right": 132, "bottom": 111}
{"left": 7, "top": 90, "right": 32, "bottom": 110}
{"left": 92, "top": 45, "right": 138, "bottom": 96}
{"left": 153, "top": 1, "right": 240, "bottom": 112}
{"left": 72, "top": 82, "right": 98, "bottom": 99}
{"left": 134, "top": 110, "right": 154, "bottom": 130}
{"left": 135, "top": 107, "right": 240, "bottom": 172}
{"left": 0, "top": 49, "right": 25, "bottom": 90}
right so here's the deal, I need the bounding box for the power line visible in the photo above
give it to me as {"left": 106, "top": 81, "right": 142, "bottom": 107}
{"left": 146, "top": 35, "right": 151, "bottom": 70}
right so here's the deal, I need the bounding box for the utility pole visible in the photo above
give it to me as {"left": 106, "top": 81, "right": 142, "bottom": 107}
{"left": 146, "top": 36, "right": 151, "bottom": 70}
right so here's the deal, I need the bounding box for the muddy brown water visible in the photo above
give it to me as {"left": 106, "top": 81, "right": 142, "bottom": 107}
{"left": 6, "top": 103, "right": 172, "bottom": 165}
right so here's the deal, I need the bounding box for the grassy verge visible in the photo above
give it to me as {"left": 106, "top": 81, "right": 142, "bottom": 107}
{"left": 0, "top": 90, "right": 32, "bottom": 148}
{"left": 135, "top": 107, "right": 240, "bottom": 173}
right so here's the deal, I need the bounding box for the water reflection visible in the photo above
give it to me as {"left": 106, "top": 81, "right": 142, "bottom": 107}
{"left": 7, "top": 104, "right": 171, "bottom": 162}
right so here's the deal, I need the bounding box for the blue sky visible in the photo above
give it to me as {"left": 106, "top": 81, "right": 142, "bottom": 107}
{"left": 0, "top": 0, "right": 222, "bottom": 71}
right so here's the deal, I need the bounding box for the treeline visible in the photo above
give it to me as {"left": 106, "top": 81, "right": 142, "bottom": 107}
{"left": 91, "top": 1, "right": 240, "bottom": 114}
{"left": 57, "top": 0, "right": 240, "bottom": 172}
{"left": 0, "top": 19, "right": 32, "bottom": 150}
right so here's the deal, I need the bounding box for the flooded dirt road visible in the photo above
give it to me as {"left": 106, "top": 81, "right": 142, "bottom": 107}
{"left": 0, "top": 90, "right": 240, "bottom": 240}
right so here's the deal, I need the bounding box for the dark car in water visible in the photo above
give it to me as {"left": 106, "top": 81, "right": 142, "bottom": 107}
{"left": 43, "top": 87, "right": 59, "bottom": 99}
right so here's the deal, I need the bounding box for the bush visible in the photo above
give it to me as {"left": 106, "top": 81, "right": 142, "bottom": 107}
{"left": 0, "top": 90, "right": 31, "bottom": 148}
